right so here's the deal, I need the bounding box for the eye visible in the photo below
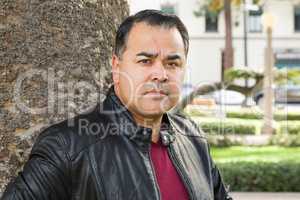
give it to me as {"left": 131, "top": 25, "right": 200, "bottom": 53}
{"left": 166, "top": 62, "right": 180, "bottom": 68}
{"left": 138, "top": 59, "right": 151, "bottom": 64}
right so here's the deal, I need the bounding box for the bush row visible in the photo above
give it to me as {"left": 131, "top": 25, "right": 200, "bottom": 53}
{"left": 196, "top": 118, "right": 300, "bottom": 135}
{"left": 207, "top": 135, "right": 243, "bottom": 147}
{"left": 199, "top": 121, "right": 257, "bottom": 135}
{"left": 186, "top": 107, "right": 300, "bottom": 121}
{"left": 226, "top": 110, "right": 300, "bottom": 121}
{"left": 217, "top": 161, "right": 300, "bottom": 192}
{"left": 197, "top": 119, "right": 300, "bottom": 146}
{"left": 279, "top": 123, "right": 300, "bottom": 135}
{"left": 270, "top": 133, "right": 300, "bottom": 146}
{"left": 207, "top": 133, "right": 300, "bottom": 147}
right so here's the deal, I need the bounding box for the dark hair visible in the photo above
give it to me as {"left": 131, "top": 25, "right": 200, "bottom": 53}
{"left": 114, "top": 9, "right": 189, "bottom": 58}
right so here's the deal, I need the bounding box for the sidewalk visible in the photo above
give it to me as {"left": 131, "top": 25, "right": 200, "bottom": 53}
{"left": 230, "top": 192, "right": 300, "bottom": 200}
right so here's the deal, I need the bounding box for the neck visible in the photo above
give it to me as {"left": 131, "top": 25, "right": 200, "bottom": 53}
{"left": 133, "top": 114, "right": 163, "bottom": 143}
{"left": 114, "top": 85, "right": 162, "bottom": 143}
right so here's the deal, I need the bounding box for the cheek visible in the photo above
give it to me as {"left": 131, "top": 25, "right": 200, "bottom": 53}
{"left": 119, "top": 68, "right": 147, "bottom": 96}
{"left": 169, "top": 71, "right": 185, "bottom": 91}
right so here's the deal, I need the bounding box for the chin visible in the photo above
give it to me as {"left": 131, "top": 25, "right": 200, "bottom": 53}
{"left": 134, "top": 98, "right": 176, "bottom": 116}
{"left": 140, "top": 110, "right": 166, "bottom": 119}
{"left": 139, "top": 104, "right": 173, "bottom": 116}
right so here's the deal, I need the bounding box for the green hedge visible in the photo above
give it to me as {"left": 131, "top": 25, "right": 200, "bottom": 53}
{"left": 207, "top": 135, "right": 243, "bottom": 147}
{"left": 227, "top": 111, "right": 300, "bottom": 121}
{"left": 275, "top": 112, "right": 300, "bottom": 121}
{"left": 207, "top": 133, "right": 300, "bottom": 147}
{"left": 193, "top": 117, "right": 300, "bottom": 146}
{"left": 200, "top": 121, "right": 257, "bottom": 135}
{"left": 186, "top": 107, "right": 300, "bottom": 121}
{"left": 226, "top": 111, "right": 263, "bottom": 120}
{"left": 195, "top": 117, "right": 300, "bottom": 136}
{"left": 279, "top": 123, "right": 300, "bottom": 135}
{"left": 195, "top": 117, "right": 260, "bottom": 135}
{"left": 217, "top": 161, "right": 300, "bottom": 191}
{"left": 270, "top": 133, "right": 300, "bottom": 146}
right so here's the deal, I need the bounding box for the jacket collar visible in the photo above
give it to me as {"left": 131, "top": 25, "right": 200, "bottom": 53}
{"left": 102, "top": 86, "right": 176, "bottom": 148}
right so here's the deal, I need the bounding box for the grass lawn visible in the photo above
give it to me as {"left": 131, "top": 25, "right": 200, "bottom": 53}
{"left": 211, "top": 146, "right": 300, "bottom": 163}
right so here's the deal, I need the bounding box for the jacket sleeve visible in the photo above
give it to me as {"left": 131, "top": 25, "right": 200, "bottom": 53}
{"left": 211, "top": 160, "right": 233, "bottom": 200}
{"left": 186, "top": 115, "right": 233, "bottom": 200}
{"left": 1, "top": 127, "right": 71, "bottom": 200}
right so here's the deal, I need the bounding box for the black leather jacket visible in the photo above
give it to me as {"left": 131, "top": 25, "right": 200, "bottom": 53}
{"left": 2, "top": 88, "right": 232, "bottom": 200}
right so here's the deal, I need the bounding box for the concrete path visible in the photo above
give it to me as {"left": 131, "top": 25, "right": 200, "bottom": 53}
{"left": 1, "top": 192, "right": 300, "bottom": 199}
{"left": 230, "top": 192, "right": 300, "bottom": 200}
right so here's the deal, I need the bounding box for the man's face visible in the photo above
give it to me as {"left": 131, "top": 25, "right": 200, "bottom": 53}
{"left": 112, "top": 22, "right": 186, "bottom": 119}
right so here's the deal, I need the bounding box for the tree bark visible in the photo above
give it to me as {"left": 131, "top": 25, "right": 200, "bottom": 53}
{"left": 0, "top": 0, "right": 128, "bottom": 192}
{"left": 224, "top": 0, "right": 234, "bottom": 70}
{"left": 173, "top": 77, "right": 264, "bottom": 113}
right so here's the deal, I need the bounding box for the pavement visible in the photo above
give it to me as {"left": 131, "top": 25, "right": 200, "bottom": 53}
{"left": 230, "top": 192, "right": 300, "bottom": 200}
{"left": 1, "top": 192, "right": 300, "bottom": 199}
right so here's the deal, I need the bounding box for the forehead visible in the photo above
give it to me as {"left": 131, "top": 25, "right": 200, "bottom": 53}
{"left": 124, "top": 22, "right": 185, "bottom": 57}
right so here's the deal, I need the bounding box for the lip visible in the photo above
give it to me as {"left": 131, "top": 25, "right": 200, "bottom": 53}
{"left": 145, "top": 90, "right": 168, "bottom": 96}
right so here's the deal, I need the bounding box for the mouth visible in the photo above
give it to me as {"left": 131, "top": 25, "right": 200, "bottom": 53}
{"left": 144, "top": 90, "right": 168, "bottom": 97}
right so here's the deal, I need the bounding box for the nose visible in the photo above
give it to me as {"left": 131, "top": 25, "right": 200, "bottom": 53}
{"left": 150, "top": 61, "right": 168, "bottom": 82}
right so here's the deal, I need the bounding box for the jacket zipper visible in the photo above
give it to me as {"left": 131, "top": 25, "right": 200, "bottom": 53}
{"left": 148, "top": 145, "right": 162, "bottom": 200}
{"left": 168, "top": 144, "right": 196, "bottom": 200}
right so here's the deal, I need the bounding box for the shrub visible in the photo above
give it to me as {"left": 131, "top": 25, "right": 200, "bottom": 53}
{"left": 217, "top": 161, "right": 300, "bottom": 192}
{"left": 195, "top": 117, "right": 259, "bottom": 135}
{"left": 275, "top": 112, "right": 300, "bottom": 121}
{"left": 192, "top": 117, "right": 300, "bottom": 147}
{"left": 275, "top": 67, "right": 300, "bottom": 85}
{"left": 186, "top": 107, "right": 300, "bottom": 121}
{"left": 226, "top": 110, "right": 300, "bottom": 121}
{"left": 183, "top": 108, "right": 208, "bottom": 117}
{"left": 199, "top": 121, "right": 257, "bottom": 135}
{"left": 270, "top": 133, "right": 300, "bottom": 147}
{"left": 272, "top": 122, "right": 300, "bottom": 146}
{"left": 226, "top": 111, "right": 263, "bottom": 120}
{"left": 279, "top": 123, "right": 300, "bottom": 135}
{"left": 207, "top": 135, "right": 243, "bottom": 147}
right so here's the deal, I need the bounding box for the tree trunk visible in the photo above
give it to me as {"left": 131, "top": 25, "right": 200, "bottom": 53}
{"left": 173, "top": 76, "right": 264, "bottom": 113}
{"left": 224, "top": 0, "right": 234, "bottom": 70}
{"left": 172, "top": 82, "right": 223, "bottom": 113}
{"left": 0, "top": 0, "right": 128, "bottom": 192}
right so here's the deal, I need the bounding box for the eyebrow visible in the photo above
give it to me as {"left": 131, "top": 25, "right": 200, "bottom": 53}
{"left": 136, "top": 52, "right": 158, "bottom": 58}
{"left": 166, "top": 54, "right": 182, "bottom": 60}
{"left": 136, "top": 52, "right": 182, "bottom": 60}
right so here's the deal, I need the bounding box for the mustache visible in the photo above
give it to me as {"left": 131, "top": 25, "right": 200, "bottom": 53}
{"left": 142, "top": 82, "right": 170, "bottom": 95}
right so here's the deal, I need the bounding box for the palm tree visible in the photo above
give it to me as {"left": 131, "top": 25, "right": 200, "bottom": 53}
{"left": 224, "top": 0, "right": 234, "bottom": 72}
{"left": 0, "top": 0, "right": 129, "bottom": 192}
{"left": 194, "top": 0, "right": 261, "bottom": 79}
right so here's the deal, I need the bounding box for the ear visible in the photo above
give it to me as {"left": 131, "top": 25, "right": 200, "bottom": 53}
{"left": 112, "top": 54, "right": 120, "bottom": 84}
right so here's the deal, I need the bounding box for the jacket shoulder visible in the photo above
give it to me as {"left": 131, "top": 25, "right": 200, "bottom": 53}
{"left": 36, "top": 106, "right": 111, "bottom": 160}
{"left": 168, "top": 111, "right": 206, "bottom": 139}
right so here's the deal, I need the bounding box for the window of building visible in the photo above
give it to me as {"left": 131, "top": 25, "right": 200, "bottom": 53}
{"left": 275, "top": 50, "right": 300, "bottom": 68}
{"left": 295, "top": 6, "right": 300, "bottom": 32}
{"left": 205, "top": 13, "right": 218, "bottom": 32}
{"left": 275, "top": 59, "right": 300, "bottom": 69}
{"left": 160, "top": 3, "right": 176, "bottom": 15}
{"left": 248, "top": 8, "right": 263, "bottom": 33}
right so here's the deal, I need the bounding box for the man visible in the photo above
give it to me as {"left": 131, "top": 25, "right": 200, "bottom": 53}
{"left": 2, "top": 10, "right": 232, "bottom": 200}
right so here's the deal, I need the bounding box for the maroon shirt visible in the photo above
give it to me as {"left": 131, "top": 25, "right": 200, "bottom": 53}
{"left": 150, "top": 139, "right": 190, "bottom": 200}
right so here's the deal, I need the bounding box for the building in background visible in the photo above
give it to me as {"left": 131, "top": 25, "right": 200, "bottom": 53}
{"left": 128, "top": 0, "right": 300, "bottom": 86}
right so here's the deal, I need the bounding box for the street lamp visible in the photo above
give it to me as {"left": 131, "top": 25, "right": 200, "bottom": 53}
{"left": 242, "top": 0, "right": 259, "bottom": 106}
{"left": 243, "top": 0, "right": 259, "bottom": 69}
{"left": 261, "top": 12, "right": 276, "bottom": 134}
